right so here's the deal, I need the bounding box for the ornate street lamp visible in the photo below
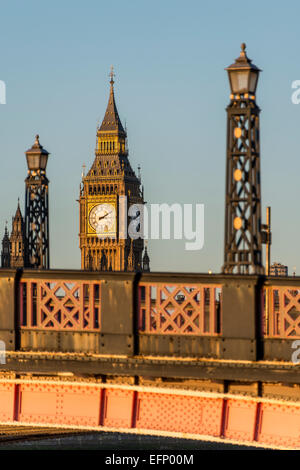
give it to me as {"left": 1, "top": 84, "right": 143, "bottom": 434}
{"left": 226, "top": 43, "right": 260, "bottom": 97}
{"left": 24, "top": 135, "right": 50, "bottom": 269}
{"left": 222, "top": 44, "right": 264, "bottom": 274}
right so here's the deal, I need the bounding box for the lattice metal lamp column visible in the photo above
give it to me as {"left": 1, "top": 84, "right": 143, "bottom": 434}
{"left": 24, "top": 135, "right": 50, "bottom": 269}
{"left": 222, "top": 44, "right": 264, "bottom": 274}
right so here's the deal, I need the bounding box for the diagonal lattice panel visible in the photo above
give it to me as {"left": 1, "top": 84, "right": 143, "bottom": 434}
{"left": 41, "top": 282, "right": 81, "bottom": 329}
{"left": 264, "top": 286, "right": 300, "bottom": 338}
{"left": 139, "top": 283, "right": 222, "bottom": 335}
{"left": 20, "top": 279, "right": 101, "bottom": 331}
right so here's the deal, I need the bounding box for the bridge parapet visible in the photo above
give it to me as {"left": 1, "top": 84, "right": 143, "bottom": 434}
{"left": 0, "top": 269, "right": 299, "bottom": 361}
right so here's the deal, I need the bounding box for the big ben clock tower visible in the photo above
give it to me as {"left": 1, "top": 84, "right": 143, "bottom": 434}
{"left": 79, "top": 68, "right": 145, "bottom": 271}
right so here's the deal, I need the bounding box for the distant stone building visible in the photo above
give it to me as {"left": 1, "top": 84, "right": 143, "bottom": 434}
{"left": 270, "top": 262, "right": 288, "bottom": 276}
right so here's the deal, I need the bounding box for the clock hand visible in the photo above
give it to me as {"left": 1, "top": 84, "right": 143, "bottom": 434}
{"left": 97, "top": 211, "right": 112, "bottom": 222}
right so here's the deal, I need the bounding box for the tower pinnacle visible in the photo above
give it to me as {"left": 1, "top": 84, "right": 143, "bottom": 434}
{"left": 109, "top": 65, "right": 115, "bottom": 86}
{"left": 97, "top": 67, "right": 127, "bottom": 155}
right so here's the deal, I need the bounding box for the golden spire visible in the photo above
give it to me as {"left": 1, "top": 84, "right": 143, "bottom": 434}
{"left": 98, "top": 66, "right": 126, "bottom": 139}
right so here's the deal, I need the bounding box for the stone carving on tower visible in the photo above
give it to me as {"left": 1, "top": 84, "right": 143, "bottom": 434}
{"left": 79, "top": 68, "right": 149, "bottom": 272}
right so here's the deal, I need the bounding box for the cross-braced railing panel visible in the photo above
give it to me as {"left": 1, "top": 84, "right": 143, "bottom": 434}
{"left": 19, "top": 279, "right": 101, "bottom": 331}
{"left": 139, "top": 283, "right": 222, "bottom": 335}
{"left": 264, "top": 286, "right": 300, "bottom": 338}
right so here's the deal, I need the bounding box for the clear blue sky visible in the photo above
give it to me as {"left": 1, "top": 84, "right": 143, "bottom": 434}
{"left": 0, "top": 0, "right": 299, "bottom": 273}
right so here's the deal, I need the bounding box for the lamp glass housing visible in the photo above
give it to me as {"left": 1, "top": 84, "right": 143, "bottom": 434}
{"left": 249, "top": 70, "right": 259, "bottom": 94}
{"left": 228, "top": 68, "right": 259, "bottom": 94}
{"left": 40, "top": 154, "right": 48, "bottom": 170}
{"left": 26, "top": 153, "right": 48, "bottom": 171}
{"left": 26, "top": 154, "right": 40, "bottom": 171}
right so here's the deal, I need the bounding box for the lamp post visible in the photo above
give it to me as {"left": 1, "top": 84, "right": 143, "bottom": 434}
{"left": 222, "top": 44, "right": 264, "bottom": 274}
{"left": 24, "top": 135, "right": 50, "bottom": 269}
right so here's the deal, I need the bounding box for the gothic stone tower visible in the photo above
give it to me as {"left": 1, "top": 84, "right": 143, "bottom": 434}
{"left": 1, "top": 225, "right": 10, "bottom": 268}
{"left": 79, "top": 70, "right": 144, "bottom": 271}
{"left": 10, "top": 201, "right": 25, "bottom": 268}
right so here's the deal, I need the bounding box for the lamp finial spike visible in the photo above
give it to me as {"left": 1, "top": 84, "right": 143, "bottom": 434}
{"left": 240, "top": 43, "right": 247, "bottom": 57}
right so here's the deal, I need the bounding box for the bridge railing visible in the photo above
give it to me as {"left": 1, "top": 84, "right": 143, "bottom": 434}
{"left": 15, "top": 269, "right": 136, "bottom": 354}
{"left": 1, "top": 268, "right": 299, "bottom": 361}
{"left": 262, "top": 277, "right": 300, "bottom": 361}
{"left": 138, "top": 282, "right": 222, "bottom": 335}
{"left": 136, "top": 272, "right": 261, "bottom": 360}
{"left": 19, "top": 278, "right": 101, "bottom": 331}
{"left": 264, "top": 286, "right": 300, "bottom": 338}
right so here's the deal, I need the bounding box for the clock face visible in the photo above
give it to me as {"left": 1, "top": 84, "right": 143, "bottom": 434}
{"left": 89, "top": 203, "right": 116, "bottom": 237}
